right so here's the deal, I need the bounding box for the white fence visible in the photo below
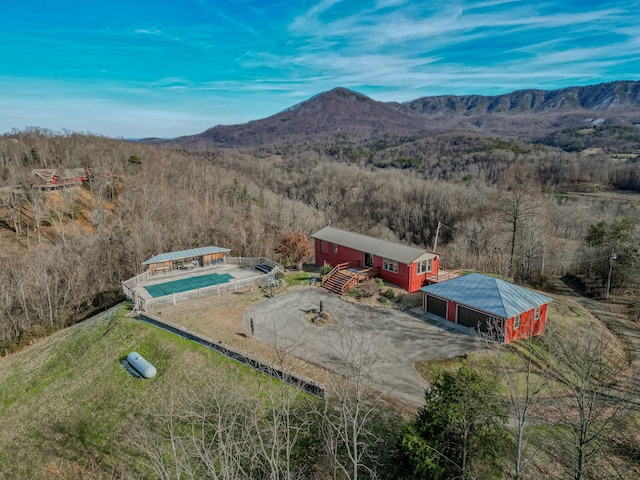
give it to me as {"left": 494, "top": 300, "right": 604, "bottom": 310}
{"left": 122, "top": 256, "right": 283, "bottom": 312}
{"left": 140, "top": 272, "right": 272, "bottom": 311}
{"left": 122, "top": 270, "right": 151, "bottom": 300}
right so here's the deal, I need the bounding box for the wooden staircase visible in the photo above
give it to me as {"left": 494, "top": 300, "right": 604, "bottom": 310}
{"left": 321, "top": 261, "right": 379, "bottom": 295}
{"left": 323, "top": 270, "right": 357, "bottom": 295}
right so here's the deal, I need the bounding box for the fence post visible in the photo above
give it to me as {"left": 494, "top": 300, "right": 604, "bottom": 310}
{"left": 173, "top": 292, "right": 176, "bottom": 305}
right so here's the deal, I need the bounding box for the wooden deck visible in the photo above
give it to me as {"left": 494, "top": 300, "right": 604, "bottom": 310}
{"left": 321, "top": 261, "right": 380, "bottom": 295}
{"left": 424, "top": 267, "right": 462, "bottom": 283}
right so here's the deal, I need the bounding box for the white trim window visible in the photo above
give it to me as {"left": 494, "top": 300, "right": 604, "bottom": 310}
{"left": 534, "top": 306, "right": 540, "bottom": 321}
{"left": 333, "top": 243, "right": 338, "bottom": 253}
{"left": 514, "top": 315, "right": 520, "bottom": 330}
{"left": 417, "top": 258, "right": 433, "bottom": 274}
{"left": 383, "top": 258, "right": 398, "bottom": 273}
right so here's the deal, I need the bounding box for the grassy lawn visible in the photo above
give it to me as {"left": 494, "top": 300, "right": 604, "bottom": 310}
{"left": 0, "top": 303, "right": 298, "bottom": 479}
{"left": 284, "top": 269, "right": 320, "bottom": 286}
{"left": 415, "top": 293, "right": 640, "bottom": 478}
{"left": 416, "top": 293, "right": 624, "bottom": 394}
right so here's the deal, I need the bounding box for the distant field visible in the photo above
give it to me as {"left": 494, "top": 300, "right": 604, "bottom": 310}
{"left": 561, "top": 190, "right": 640, "bottom": 205}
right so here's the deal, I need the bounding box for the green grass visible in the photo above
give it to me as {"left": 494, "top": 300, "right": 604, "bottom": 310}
{"left": 0, "top": 304, "right": 296, "bottom": 479}
{"left": 284, "top": 270, "right": 319, "bottom": 286}
{"left": 416, "top": 294, "right": 618, "bottom": 397}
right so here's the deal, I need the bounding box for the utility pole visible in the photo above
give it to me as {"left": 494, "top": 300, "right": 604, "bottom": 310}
{"left": 433, "top": 221, "right": 442, "bottom": 252}
{"left": 606, "top": 249, "right": 617, "bottom": 300}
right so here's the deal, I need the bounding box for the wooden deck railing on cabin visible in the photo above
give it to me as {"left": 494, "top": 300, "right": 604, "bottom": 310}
{"left": 322, "top": 261, "right": 376, "bottom": 295}
{"left": 424, "top": 267, "right": 462, "bottom": 283}
{"left": 321, "top": 261, "right": 360, "bottom": 287}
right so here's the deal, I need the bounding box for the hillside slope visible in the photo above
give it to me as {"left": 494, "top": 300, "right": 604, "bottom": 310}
{"left": 170, "top": 87, "right": 428, "bottom": 150}
{"left": 0, "top": 305, "right": 267, "bottom": 479}
{"left": 160, "top": 81, "right": 640, "bottom": 149}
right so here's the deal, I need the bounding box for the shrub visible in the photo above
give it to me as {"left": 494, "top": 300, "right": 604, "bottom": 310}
{"left": 384, "top": 288, "right": 395, "bottom": 299}
{"left": 261, "top": 278, "right": 285, "bottom": 293}
{"left": 319, "top": 262, "right": 333, "bottom": 276}
{"left": 376, "top": 277, "right": 384, "bottom": 289}
{"left": 359, "top": 279, "right": 378, "bottom": 298}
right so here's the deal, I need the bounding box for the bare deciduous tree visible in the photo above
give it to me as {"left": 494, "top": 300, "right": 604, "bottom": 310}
{"left": 550, "top": 326, "right": 633, "bottom": 480}
{"left": 498, "top": 163, "right": 544, "bottom": 279}
{"left": 487, "top": 320, "right": 552, "bottom": 480}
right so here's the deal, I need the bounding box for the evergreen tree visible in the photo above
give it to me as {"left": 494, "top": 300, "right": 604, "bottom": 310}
{"left": 400, "top": 365, "right": 508, "bottom": 479}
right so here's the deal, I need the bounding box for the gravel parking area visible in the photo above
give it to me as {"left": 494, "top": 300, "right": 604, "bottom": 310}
{"left": 245, "top": 288, "right": 488, "bottom": 406}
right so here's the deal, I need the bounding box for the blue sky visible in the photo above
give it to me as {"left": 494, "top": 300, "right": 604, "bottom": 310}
{"left": 1, "top": 0, "right": 639, "bottom": 138}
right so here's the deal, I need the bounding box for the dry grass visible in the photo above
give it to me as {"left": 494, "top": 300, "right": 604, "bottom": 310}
{"left": 157, "top": 285, "right": 336, "bottom": 387}
{"left": 0, "top": 304, "right": 283, "bottom": 479}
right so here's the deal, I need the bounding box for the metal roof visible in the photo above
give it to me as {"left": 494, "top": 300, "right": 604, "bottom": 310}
{"left": 420, "top": 272, "right": 552, "bottom": 318}
{"left": 311, "top": 226, "right": 435, "bottom": 264}
{"left": 143, "top": 246, "right": 231, "bottom": 265}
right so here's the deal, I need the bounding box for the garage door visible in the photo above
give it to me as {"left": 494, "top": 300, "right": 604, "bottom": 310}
{"left": 457, "top": 306, "right": 496, "bottom": 334}
{"left": 426, "top": 295, "right": 447, "bottom": 318}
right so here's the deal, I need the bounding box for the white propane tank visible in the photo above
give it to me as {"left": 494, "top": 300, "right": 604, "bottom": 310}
{"left": 127, "top": 351, "right": 157, "bottom": 379}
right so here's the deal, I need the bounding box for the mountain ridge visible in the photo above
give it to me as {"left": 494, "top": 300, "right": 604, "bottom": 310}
{"left": 156, "top": 81, "right": 640, "bottom": 150}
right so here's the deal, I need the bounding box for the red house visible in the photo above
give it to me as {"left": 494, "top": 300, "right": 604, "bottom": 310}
{"left": 311, "top": 226, "right": 459, "bottom": 294}
{"left": 421, "top": 273, "right": 551, "bottom": 343}
{"left": 29, "top": 168, "right": 89, "bottom": 189}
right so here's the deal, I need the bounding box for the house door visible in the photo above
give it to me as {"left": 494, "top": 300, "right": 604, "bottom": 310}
{"left": 364, "top": 252, "right": 374, "bottom": 268}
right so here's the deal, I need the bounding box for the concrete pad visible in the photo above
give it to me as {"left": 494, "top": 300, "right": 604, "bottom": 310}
{"left": 245, "top": 289, "right": 488, "bottom": 406}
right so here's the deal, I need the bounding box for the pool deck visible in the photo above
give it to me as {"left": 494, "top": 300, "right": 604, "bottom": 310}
{"left": 132, "top": 264, "right": 264, "bottom": 302}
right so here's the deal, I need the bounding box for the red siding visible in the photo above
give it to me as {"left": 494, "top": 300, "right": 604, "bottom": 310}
{"left": 315, "top": 238, "right": 428, "bottom": 292}
{"left": 504, "top": 303, "right": 548, "bottom": 343}
{"left": 405, "top": 256, "right": 440, "bottom": 292}
{"left": 446, "top": 299, "right": 457, "bottom": 322}
{"left": 421, "top": 295, "right": 548, "bottom": 344}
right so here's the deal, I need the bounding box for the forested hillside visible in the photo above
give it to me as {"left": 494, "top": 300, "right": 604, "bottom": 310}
{"left": 1, "top": 125, "right": 639, "bottom": 353}
{"left": 0, "top": 120, "right": 639, "bottom": 479}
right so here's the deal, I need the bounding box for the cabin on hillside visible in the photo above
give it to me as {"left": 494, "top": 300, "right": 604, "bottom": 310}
{"left": 29, "top": 168, "right": 90, "bottom": 189}
{"left": 421, "top": 272, "right": 551, "bottom": 343}
{"left": 311, "top": 226, "right": 459, "bottom": 294}
{"left": 143, "top": 246, "right": 231, "bottom": 274}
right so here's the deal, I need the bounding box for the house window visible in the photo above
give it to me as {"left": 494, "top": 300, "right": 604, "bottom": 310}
{"left": 383, "top": 258, "right": 398, "bottom": 273}
{"left": 534, "top": 306, "right": 540, "bottom": 321}
{"left": 417, "top": 258, "right": 433, "bottom": 274}
{"left": 514, "top": 315, "right": 520, "bottom": 330}
{"left": 333, "top": 243, "right": 338, "bottom": 254}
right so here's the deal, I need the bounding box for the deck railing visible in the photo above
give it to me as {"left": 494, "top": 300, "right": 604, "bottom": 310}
{"left": 424, "top": 267, "right": 461, "bottom": 283}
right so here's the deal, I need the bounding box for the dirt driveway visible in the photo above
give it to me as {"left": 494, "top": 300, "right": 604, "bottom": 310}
{"left": 245, "top": 289, "right": 488, "bottom": 406}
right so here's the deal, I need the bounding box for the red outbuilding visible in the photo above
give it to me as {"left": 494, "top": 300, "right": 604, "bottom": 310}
{"left": 421, "top": 272, "right": 551, "bottom": 343}
{"left": 311, "top": 226, "right": 459, "bottom": 294}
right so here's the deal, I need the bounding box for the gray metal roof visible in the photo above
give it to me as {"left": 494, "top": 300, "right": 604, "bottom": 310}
{"left": 421, "top": 273, "right": 552, "bottom": 318}
{"left": 143, "top": 246, "right": 230, "bottom": 265}
{"left": 311, "top": 226, "right": 434, "bottom": 264}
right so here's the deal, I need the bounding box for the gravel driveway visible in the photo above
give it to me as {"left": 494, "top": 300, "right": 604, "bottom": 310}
{"left": 245, "top": 289, "right": 487, "bottom": 406}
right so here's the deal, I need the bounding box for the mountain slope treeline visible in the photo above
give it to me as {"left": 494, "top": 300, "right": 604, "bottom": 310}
{"left": 157, "top": 81, "right": 640, "bottom": 151}
{"left": 2, "top": 121, "right": 639, "bottom": 351}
